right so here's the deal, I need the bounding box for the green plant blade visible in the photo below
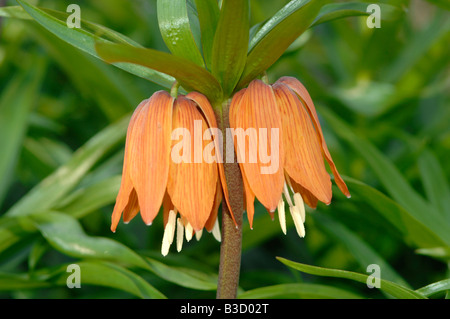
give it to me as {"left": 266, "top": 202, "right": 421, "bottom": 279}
{"left": 415, "top": 247, "right": 450, "bottom": 262}
{"left": 311, "top": 2, "right": 402, "bottom": 27}
{"left": 53, "top": 261, "right": 166, "bottom": 299}
{"left": 0, "top": 273, "right": 50, "bottom": 290}
{"left": 239, "top": 283, "right": 362, "bottom": 299}
{"left": 146, "top": 258, "right": 217, "bottom": 291}
{"left": 0, "top": 215, "right": 37, "bottom": 255}
{"left": 277, "top": 258, "right": 426, "bottom": 299}
{"left": 14, "top": 1, "right": 176, "bottom": 89}
{"left": 27, "top": 211, "right": 220, "bottom": 291}
{"left": 157, "top": 0, "right": 205, "bottom": 67}
{"left": 28, "top": 21, "right": 140, "bottom": 121}
{"left": 0, "top": 57, "right": 45, "bottom": 207}
{"left": 344, "top": 178, "right": 447, "bottom": 249}
{"left": 211, "top": 0, "right": 249, "bottom": 97}
{"left": 416, "top": 279, "right": 450, "bottom": 298}
{"left": 95, "top": 42, "right": 223, "bottom": 102}
{"left": 238, "top": 0, "right": 326, "bottom": 90}
{"left": 194, "top": 0, "right": 220, "bottom": 69}
{"left": 384, "top": 11, "right": 449, "bottom": 83}
{"left": 321, "top": 107, "right": 450, "bottom": 246}
{"left": 5, "top": 116, "right": 129, "bottom": 217}
{"left": 211, "top": 0, "right": 250, "bottom": 97}
{"left": 314, "top": 213, "right": 411, "bottom": 288}
{"left": 55, "top": 176, "right": 121, "bottom": 219}
{"left": 418, "top": 150, "right": 450, "bottom": 220}
{"left": 31, "top": 212, "right": 149, "bottom": 269}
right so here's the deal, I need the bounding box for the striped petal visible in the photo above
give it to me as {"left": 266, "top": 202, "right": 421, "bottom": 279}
{"left": 289, "top": 177, "right": 319, "bottom": 209}
{"left": 111, "top": 99, "right": 148, "bottom": 232}
{"left": 123, "top": 189, "right": 140, "bottom": 223}
{"left": 204, "top": 181, "right": 223, "bottom": 232}
{"left": 231, "top": 80, "right": 285, "bottom": 212}
{"left": 242, "top": 170, "right": 255, "bottom": 229}
{"left": 186, "top": 92, "right": 236, "bottom": 226}
{"left": 162, "top": 191, "right": 174, "bottom": 227}
{"left": 129, "top": 91, "right": 174, "bottom": 226}
{"left": 273, "top": 82, "right": 332, "bottom": 204}
{"left": 277, "top": 76, "right": 350, "bottom": 198}
{"left": 167, "top": 96, "right": 218, "bottom": 231}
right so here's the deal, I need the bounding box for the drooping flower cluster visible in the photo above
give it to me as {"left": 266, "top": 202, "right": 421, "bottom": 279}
{"left": 111, "top": 76, "right": 350, "bottom": 255}
{"left": 111, "top": 91, "right": 234, "bottom": 255}
{"left": 229, "top": 77, "right": 350, "bottom": 237}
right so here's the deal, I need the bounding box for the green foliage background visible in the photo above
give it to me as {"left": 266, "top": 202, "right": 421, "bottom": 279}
{"left": 0, "top": 0, "right": 449, "bottom": 299}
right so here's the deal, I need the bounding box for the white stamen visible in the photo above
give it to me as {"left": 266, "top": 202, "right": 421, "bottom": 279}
{"left": 161, "top": 210, "right": 177, "bottom": 256}
{"left": 195, "top": 229, "right": 203, "bottom": 241}
{"left": 293, "top": 192, "right": 306, "bottom": 222}
{"left": 278, "top": 198, "right": 287, "bottom": 235}
{"left": 212, "top": 219, "right": 221, "bottom": 242}
{"left": 289, "top": 206, "right": 306, "bottom": 238}
{"left": 176, "top": 217, "right": 184, "bottom": 252}
{"left": 283, "top": 182, "right": 294, "bottom": 207}
{"left": 185, "top": 222, "right": 193, "bottom": 242}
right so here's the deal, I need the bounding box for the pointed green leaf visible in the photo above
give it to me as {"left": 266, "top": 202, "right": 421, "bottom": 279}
{"left": 277, "top": 258, "right": 426, "bottom": 299}
{"left": 416, "top": 279, "right": 450, "bottom": 298}
{"left": 418, "top": 150, "right": 450, "bottom": 220}
{"left": 157, "top": 0, "right": 205, "bottom": 67}
{"left": 194, "top": 0, "right": 220, "bottom": 69}
{"left": 344, "top": 177, "right": 447, "bottom": 249}
{"left": 238, "top": 0, "right": 327, "bottom": 90}
{"left": 31, "top": 212, "right": 149, "bottom": 269}
{"left": 55, "top": 176, "right": 121, "bottom": 219}
{"left": 5, "top": 116, "right": 129, "bottom": 217}
{"left": 0, "top": 57, "right": 45, "bottom": 207}
{"left": 415, "top": 247, "right": 450, "bottom": 262}
{"left": 54, "top": 261, "right": 166, "bottom": 299}
{"left": 0, "top": 272, "right": 50, "bottom": 290}
{"left": 314, "top": 213, "right": 411, "bottom": 288}
{"left": 321, "top": 107, "right": 450, "bottom": 246}
{"left": 211, "top": 0, "right": 249, "bottom": 96}
{"left": 14, "top": 0, "right": 176, "bottom": 89}
{"left": 146, "top": 257, "right": 217, "bottom": 291}
{"left": 311, "top": 2, "right": 402, "bottom": 27}
{"left": 95, "top": 42, "right": 223, "bottom": 102}
{"left": 239, "top": 283, "right": 362, "bottom": 299}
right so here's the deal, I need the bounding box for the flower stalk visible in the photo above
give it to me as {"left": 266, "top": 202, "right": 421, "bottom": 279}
{"left": 216, "top": 99, "right": 244, "bottom": 299}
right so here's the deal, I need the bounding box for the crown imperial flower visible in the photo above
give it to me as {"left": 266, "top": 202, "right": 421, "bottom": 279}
{"left": 111, "top": 90, "right": 234, "bottom": 256}
{"left": 230, "top": 77, "right": 350, "bottom": 237}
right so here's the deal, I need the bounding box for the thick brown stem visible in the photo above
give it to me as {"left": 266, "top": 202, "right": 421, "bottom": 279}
{"left": 216, "top": 100, "right": 244, "bottom": 299}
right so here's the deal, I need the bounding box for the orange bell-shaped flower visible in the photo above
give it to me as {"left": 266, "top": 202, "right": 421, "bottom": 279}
{"left": 111, "top": 90, "right": 234, "bottom": 255}
{"left": 230, "top": 77, "right": 350, "bottom": 237}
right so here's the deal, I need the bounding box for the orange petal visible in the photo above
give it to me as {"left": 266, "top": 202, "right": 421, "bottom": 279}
{"left": 162, "top": 191, "right": 174, "bottom": 227}
{"left": 111, "top": 99, "right": 148, "bottom": 232}
{"left": 229, "top": 88, "right": 246, "bottom": 130}
{"left": 290, "top": 178, "right": 319, "bottom": 209}
{"left": 204, "top": 181, "right": 223, "bottom": 232}
{"left": 123, "top": 189, "right": 140, "bottom": 223}
{"left": 232, "top": 80, "right": 284, "bottom": 212}
{"left": 242, "top": 169, "right": 255, "bottom": 229}
{"left": 167, "top": 96, "right": 218, "bottom": 231}
{"left": 186, "top": 92, "right": 236, "bottom": 226}
{"left": 277, "top": 76, "right": 350, "bottom": 198}
{"left": 273, "top": 82, "right": 332, "bottom": 204}
{"left": 129, "top": 91, "right": 174, "bottom": 226}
